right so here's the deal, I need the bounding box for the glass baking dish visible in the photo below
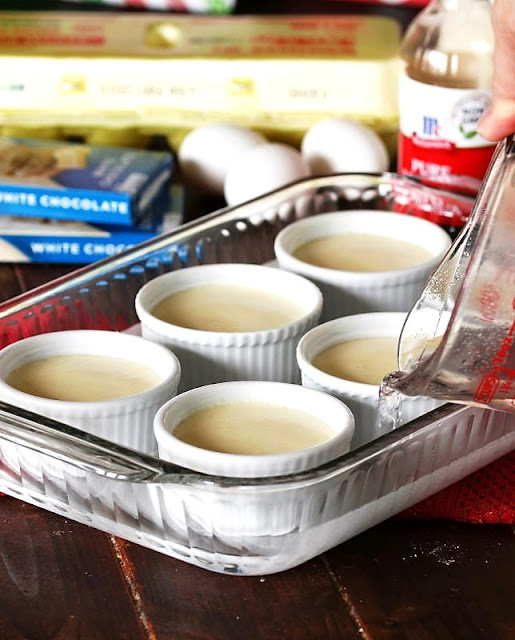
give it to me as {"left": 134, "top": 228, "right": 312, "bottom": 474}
{"left": 0, "top": 173, "right": 514, "bottom": 576}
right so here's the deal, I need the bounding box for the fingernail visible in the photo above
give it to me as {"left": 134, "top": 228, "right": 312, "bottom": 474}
{"left": 477, "top": 106, "right": 492, "bottom": 136}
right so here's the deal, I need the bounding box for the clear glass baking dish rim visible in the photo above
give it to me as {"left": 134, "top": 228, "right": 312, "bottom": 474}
{"left": 0, "top": 398, "right": 468, "bottom": 492}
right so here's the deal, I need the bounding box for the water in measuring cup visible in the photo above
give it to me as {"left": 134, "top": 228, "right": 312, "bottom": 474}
{"left": 380, "top": 315, "right": 515, "bottom": 419}
{"left": 368, "top": 332, "right": 512, "bottom": 442}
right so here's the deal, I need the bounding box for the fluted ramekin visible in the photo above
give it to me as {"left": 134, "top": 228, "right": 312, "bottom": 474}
{"left": 153, "top": 380, "right": 354, "bottom": 538}
{"left": 135, "top": 263, "right": 323, "bottom": 391}
{"left": 155, "top": 380, "right": 354, "bottom": 477}
{"left": 274, "top": 210, "right": 452, "bottom": 321}
{"left": 296, "top": 312, "right": 443, "bottom": 448}
{"left": 0, "top": 329, "right": 181, "bottom": 454}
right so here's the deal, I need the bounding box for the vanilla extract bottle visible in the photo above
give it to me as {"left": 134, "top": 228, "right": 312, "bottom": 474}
{"left": 398, "top": 0, "right": 496, "bottom": 181}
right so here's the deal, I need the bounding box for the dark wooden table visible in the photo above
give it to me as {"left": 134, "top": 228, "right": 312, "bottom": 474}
{"left": 0, "top": 262, "right": 513, "bottom": 640}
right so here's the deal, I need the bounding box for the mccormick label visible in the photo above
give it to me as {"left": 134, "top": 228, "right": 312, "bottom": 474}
{"left": 398, "top": 73, "right": 496, "bottom": 180}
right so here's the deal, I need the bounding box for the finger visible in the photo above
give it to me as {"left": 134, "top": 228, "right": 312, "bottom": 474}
{"left": 478, "top": 0, "right": 515, "bottom": 140}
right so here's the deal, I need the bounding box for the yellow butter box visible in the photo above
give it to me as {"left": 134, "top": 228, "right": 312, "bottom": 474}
{"left": 0, "top": 12, "right": 402, "bottom": 152}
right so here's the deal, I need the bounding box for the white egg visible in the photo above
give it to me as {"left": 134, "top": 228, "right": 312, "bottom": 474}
{"left": 178, "top": 123, "right": 266, "bottom": 195}
{"left": 301, "top": 117, "right": 389, "bottom": 175}
{"left": 224, "top": 143, "right": 311, "bottom": 207}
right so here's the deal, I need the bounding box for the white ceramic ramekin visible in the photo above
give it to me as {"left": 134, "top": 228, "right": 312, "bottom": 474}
{"left": 274, "top": 210, "right": 452, "bottom": 322}
{"left": 152, "top": 380, "right": 354, "bottom": 539}
{"left": 135, "top": 263, "right": 323, "bottom": 391}
{"left": 296, "top": 312, "right": 443, "bottom": 448}
{"left": 154, "top": 380, "right": 355, "bottom": 478}
{"left": 0, "top": 330, "right": 181, "bottom": 454}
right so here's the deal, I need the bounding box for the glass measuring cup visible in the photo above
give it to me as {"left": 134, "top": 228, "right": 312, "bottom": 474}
{"left": 387, "top": 135, "right": 515, "bottom": 413}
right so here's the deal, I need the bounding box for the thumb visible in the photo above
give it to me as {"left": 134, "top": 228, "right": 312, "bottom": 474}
{"left": 478, "top": 0, "right": 515, "bottom": 141}
{"left": 478, "top": 100, "right": 515, "bottom": 141}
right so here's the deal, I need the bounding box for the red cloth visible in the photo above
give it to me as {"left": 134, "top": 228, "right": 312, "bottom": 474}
{"left": 399, "top": 451, "right": 515, "bottom": 524}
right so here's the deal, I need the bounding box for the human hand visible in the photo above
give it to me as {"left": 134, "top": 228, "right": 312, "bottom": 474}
{"left": 477, "top": 0, "right": 515, "bottom": 141}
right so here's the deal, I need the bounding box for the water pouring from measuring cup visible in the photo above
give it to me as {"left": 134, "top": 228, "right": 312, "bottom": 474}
{"left": 384, "top": 135, "right": 515, "bottom": 413}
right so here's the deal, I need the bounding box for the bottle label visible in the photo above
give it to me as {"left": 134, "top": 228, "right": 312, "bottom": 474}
{"left": 398, "top": 73, "right": 495, "bottom": 180}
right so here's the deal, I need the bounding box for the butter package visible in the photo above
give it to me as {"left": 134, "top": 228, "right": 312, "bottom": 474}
{"left": 0, "top": 186, "right": 183, "bottom": 264}
{"left": 0, "top": 137, "right": 173, "bottom": 226}
{"left": 0, "top": 12, "right": 402, "bottom": 153}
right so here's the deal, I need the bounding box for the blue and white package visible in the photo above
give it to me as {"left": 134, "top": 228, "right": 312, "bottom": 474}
{"left": 0, "top": 185, "right": 184, "bottom": 264}
{"left": 0, "top": 137, "right": 173, "bottom": 226}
